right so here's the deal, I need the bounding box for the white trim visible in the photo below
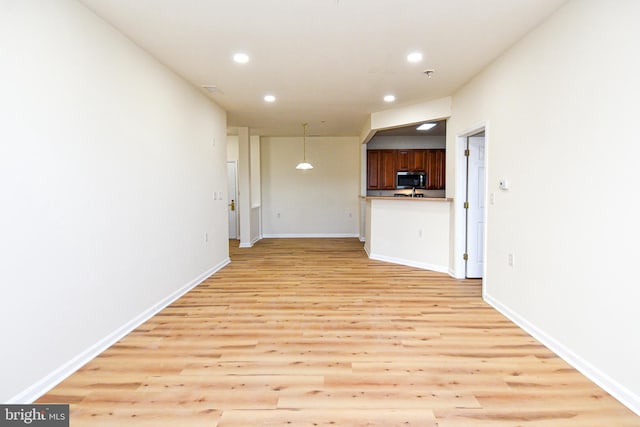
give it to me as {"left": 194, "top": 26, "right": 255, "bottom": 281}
{"left": 239, "top": 235, "right": 261, "bottom": 248}
{"left": 226, "top": 160, "right": 239, "bottom": 240}
{"left": 8, "top": 258, "right": 230, "bottom": 404}
{"left": 453, "top": 122, "right": 489, "bottom": 280}
{"left": 453, "top": 137, "right": 469, "bottom": 279}
{"left": 485, "top": 293, "right": 640, "bottom": 416}
{"left": 448, "top": 268, "right": 464, "bottom": 279}
{"left": 262, "top": 233, "right": 359, "bottom": 238}
{"left": 368, "top": 252, "right": 448, "bottom": 274}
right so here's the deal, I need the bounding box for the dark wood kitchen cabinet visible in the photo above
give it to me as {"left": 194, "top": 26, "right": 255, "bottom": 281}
{"left": 368, "top": 148, "right": 444, "bottom": 190}
{"left": 412, "top": 150, "right": 427, "bottom": 172}
{"left": 396, "top": 150, "right": 410, "bottom": 171}
{"left": 367, "top": 149, "right": 396, "bottom": 190}
{"left": 396, "top": 150, "right": 427, "bottom": 172}
{"left": 426, "top": 149, "right": 446, "bottom": 189}
{"left": 367, "top": 150, "right": 381, "bottom": 189}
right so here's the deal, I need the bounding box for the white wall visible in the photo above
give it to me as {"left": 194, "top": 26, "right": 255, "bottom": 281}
{"left": 230, "top": 129, "right": 262, "bottom": 247}
{"left": 250, "top": 136, "right": 262, "bottom": 208}
{"left": 0, "top": 0, "right": 229, "bottom": 402}
{"left": 226, "top": 135, "right": 239, "bottom": 161}
{"left": 250, "top": 136, "right": 262, "bottom": 245}
{"left": 360, "top": 97, "right": 451, "bottom": 144}
{"left": 366, "top": 199, "right": 450, "bottom": 272}
{"left": 448, "top": 0, "right": 640, "bottom": 412}
{"left": 261, "top": 136, "right": 360, "bottom": 237}
{"left": 226, "top": 134, "right": 261, "bottom": 245}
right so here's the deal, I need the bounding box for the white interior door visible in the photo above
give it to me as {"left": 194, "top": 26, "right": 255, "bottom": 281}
{"left": 226, "top": 161, "right": 238, "bottom": 240}
{"left": 466, "top": 135, "right": 485, "bottom": 278}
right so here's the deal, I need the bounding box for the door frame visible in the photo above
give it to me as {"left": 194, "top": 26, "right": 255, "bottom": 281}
{"left": 465, "top": 134, "right": 486, "bottom": 279}
{"left": 453, "top": 122, "right": 489, "bottom": 284}
{"left": 226, "top": 160, "right": 239, "bottom": 240}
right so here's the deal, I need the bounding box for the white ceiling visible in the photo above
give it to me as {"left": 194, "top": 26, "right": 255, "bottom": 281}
{"left": 79, "top": 0, "right": 567, "bottom": 137}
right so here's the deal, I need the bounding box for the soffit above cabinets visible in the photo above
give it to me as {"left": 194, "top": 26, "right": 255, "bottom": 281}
{"left": 374, "top": 120, "right": 447, "bottom": 138}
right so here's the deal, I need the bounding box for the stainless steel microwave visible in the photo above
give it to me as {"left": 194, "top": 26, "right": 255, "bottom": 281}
{"left": 396, "top": 171, "right": 426, "bottom": 189}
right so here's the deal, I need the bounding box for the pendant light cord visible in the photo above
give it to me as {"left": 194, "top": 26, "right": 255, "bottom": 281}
{"left": 302, "top": 122, "right": 308, "bottom": 161}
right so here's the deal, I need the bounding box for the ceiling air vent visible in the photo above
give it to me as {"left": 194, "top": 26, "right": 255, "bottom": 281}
{"left": 202, "top": 85, "right": 223, "bottom": 94}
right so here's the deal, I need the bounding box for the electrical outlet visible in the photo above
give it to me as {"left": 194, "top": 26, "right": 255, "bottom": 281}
{"left": 418, "top": 229, "right": 423, "bottom": 238}
{"left": 508, "top": 253, "right": 514, "bottom": 267}
{"left": 204, "top": 232, "right": 208, "bottom": 243}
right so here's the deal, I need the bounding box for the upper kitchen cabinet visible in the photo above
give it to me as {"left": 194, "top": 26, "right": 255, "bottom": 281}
{"left": 426, "top": 149, "right": 446, "bottom": 190}
{"left": 368, "top": 149, "right": 445, "bottom": 190}
{"left": 367, "top": 150, "right": 396, "bottom": 190}
{"left": 397, "top": 150, "right": 410, "bottom": 171}
{"left": 366, "top": 119, "right": 447, "bottom": 193}
{"left": 396, "top": 150, "right": 428, "bottom": 172}
{"left": 411, "top": 150, "right": 427, "bottom": 172}
{"left": 367, "top": 150, "right": 381, "bottom": 189}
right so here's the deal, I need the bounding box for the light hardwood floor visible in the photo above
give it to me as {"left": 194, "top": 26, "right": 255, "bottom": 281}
{"left": 38, "top": 238, "right": 638, "bottom": 426}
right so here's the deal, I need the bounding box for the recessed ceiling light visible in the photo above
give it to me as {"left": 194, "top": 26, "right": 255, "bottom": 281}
{"left": 264, "top": 94, "right": 276, "bottom": 103}
{"left": 416, "top": 123, "right": 436, "bottom": 131}
{"left": 384, "top": 95, "right": 396, "bottom": 102}
{"left": 233, "top": 53, "right": 250, "bottom": 63}
{"left": 407, "top": 52, "right": 423, "bottom": 63}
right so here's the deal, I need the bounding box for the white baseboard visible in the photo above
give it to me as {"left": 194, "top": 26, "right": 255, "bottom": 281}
{"left": 239, "top": 235, "right": 262, "bottom": 248}
{"left": 448, "top": 268, "right": 465, "bottom": 279}
{"left": 368, "top": 252, "right": 448, "bottom": 274}
{"left": 485, "top": 293, "right": 640, "bottom": 416}
{"left": 9, "top": 258, "right": 231, "bottom": 404}
{"left": 262, "top": 233, "right": 359, "bottom": 238}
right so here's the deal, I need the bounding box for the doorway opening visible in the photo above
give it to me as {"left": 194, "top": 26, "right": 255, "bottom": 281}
{"left": 454, "top": 125, "right": 487, "bottom": 280}
{"left": 226, "top": 160, "right": 239, "bottom": 240}
{"left": 464, "top": 133, "right": 485, "bottom": 278}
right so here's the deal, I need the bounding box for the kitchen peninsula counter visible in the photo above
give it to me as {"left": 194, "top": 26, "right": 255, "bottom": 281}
{"left": 364, "top": 196, "right": 452, "bottom": 202}
{"left": 363, "top": 196, "right": 451, "bottom": 273}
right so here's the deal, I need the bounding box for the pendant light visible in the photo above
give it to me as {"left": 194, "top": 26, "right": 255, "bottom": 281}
{"left": 296, "top": 122, "right": 313, "bottom": 170}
